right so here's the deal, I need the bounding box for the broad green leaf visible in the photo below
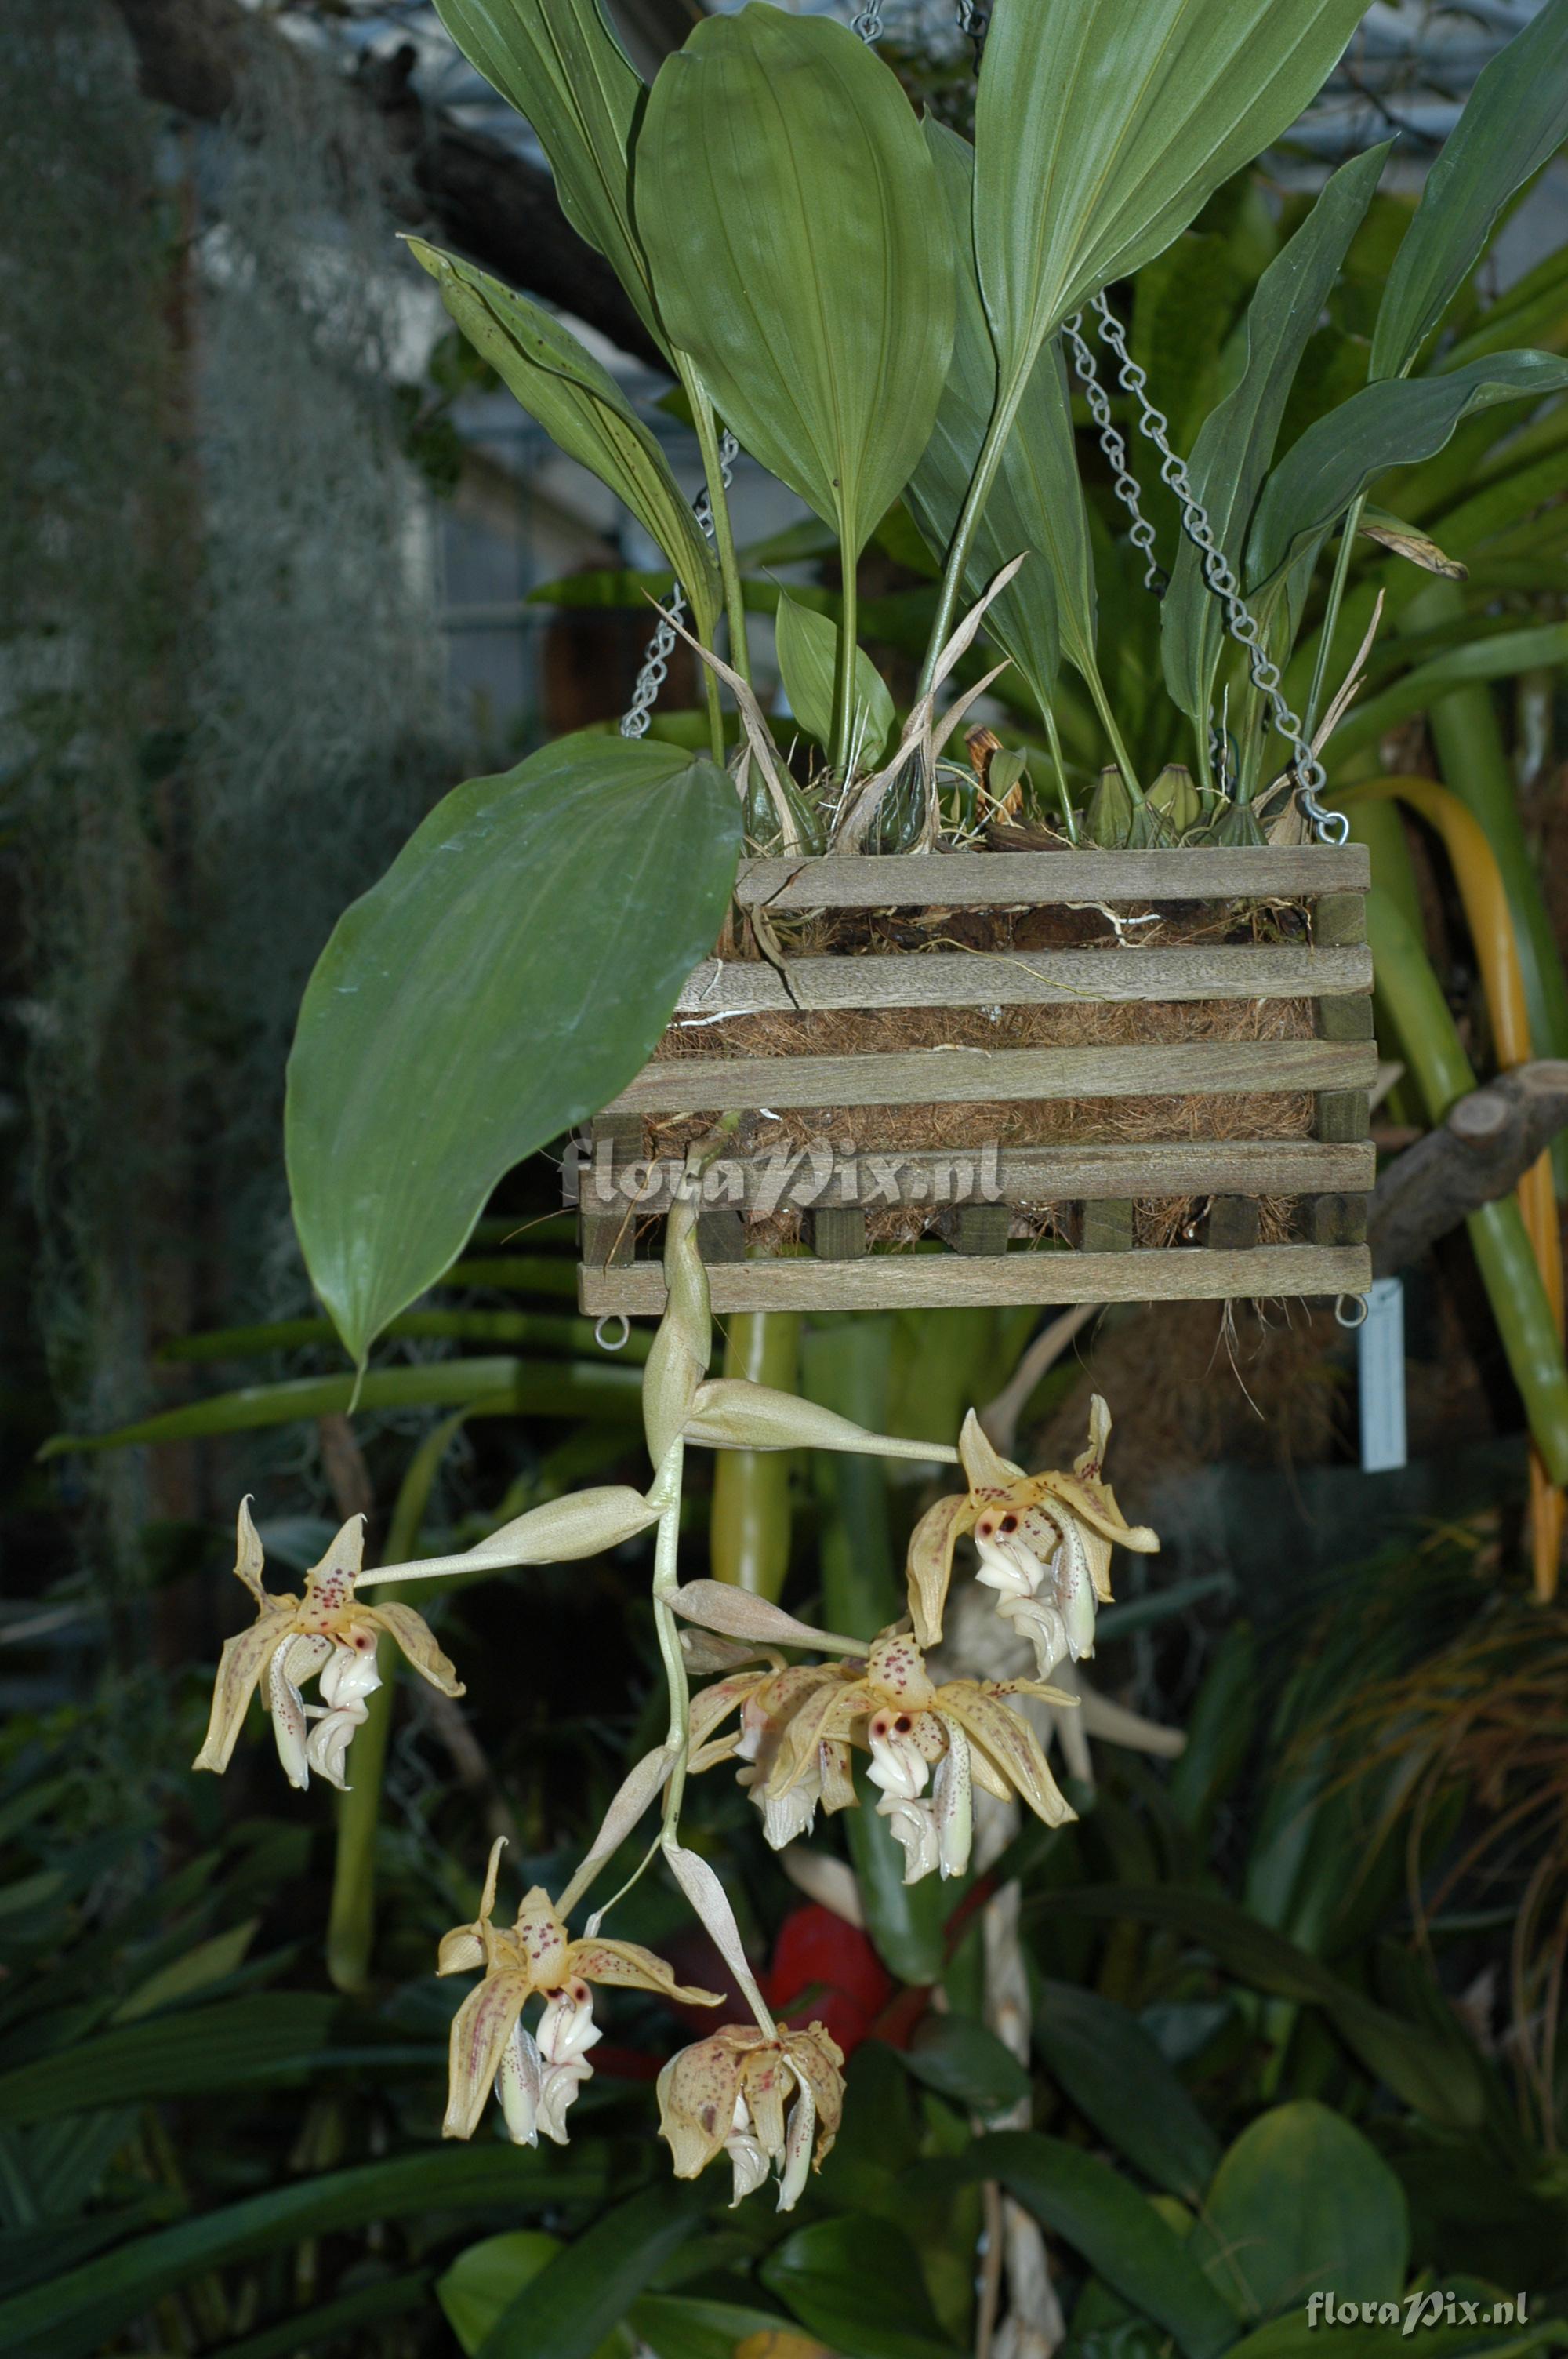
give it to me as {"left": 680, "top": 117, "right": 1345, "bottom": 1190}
{"left": 907, "top": 122, "right": 1070, "bottom": 714}
{"left": 0, "top": 2146, "right": 604, "bottom": 2359}
{"left": 161, "top": 1308, "right": 647, "bottom": 1365}
{"left": 967, "top": 2132, "right": 1238, "bottom": 2359}
{"left": 202, "top": 2274, "right": 432, "bottom": 2359}
{"left": 1166, "top": 1623, "right": 1257, "bottom": 1839}
{"left": 637, "top": 8, "right": 955, "bottom": 560}
{"left": 1248, "top": 351, "right": 1568, "bottom": 591}
{"left": 474, "top": 2181, "right": 707, "bottom": 2359}
{"left": 901, "top": 2014, "right": 1031, "bottom": 2117}
{"left": 285, "top": 733, "right": 740, "bottom": 1365}
{"left": 439, "top": 2230, "right": 630, "bottom": 2359}
{"left": 775, "top": 593, "right": 894, "bottom": 764}
{"left": 111, "top": 1921, "right": 259, "bottom": 2022}
{"left": 1187, "top": 2103, "right": 1409, "bottom": 2321}
{"left": 1328, "top": 623, "right": 1568, "bottom": 764}
{"left": 0, "top": 1996, "right": 339, "bottom": 2122}
{"left": 1044, "top": 1885, "right": 1486, "bottom": 2128}
{"left": 761, "top": 2214, "right": 958, "bottom": 2359}
{"left": 1372, "top": 0, "right": 1568, "bottom": 379}
{"left": 1163, "top": 144, "right": 1388, "bottom": 722}
{"left": 432, "top": 0, "right": 659, "bottom": 344}
{"left": 1033, "top": 1981, "right": 1221, "bottom": 2203}
{"left": 973, "top": 0, "right": 1371, "bottom": 398}
{"left": 408, "top": 243, "right": 718, "bottom": 646}
{"left": 630, "top": 2293, "right": 813, "bottom": 2359}
{"left": 40, "top": 1357, "right": 643, "bottom": 1457}
{"left": 842, "top": 1765, "right": 949, "bottom": 1989}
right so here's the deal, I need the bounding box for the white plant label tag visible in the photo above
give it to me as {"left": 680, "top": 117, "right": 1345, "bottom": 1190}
{"left": 1359, "top": 1277, "right": 1407, "bottom": 1474}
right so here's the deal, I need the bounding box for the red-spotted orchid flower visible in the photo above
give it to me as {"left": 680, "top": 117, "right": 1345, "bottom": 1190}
{"left": 193, "top": 1500, "right": 463, "bottom": 1791}
{"left": 439, "top": 1838, "right": 721, "bottom": 2150}
{"left": 658, "top": 2019, "right": 844, "bottom": 2210}
{"left": 906, "top": 1398, "right": 1158, "bottom": 1677}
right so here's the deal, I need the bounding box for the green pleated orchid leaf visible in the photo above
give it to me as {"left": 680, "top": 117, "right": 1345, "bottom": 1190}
{"left": 1372, "top": 0, "right": 1568, "bottom": 380}
{"left": 408, "top": 242, "right": 719, "bottom": 647}
{"left": 906, "top": 122, "right": 1072, "bottom": 716}
{"left": 635, "top": 6, "right": 956, "bottom": 561}
{"left": 1248, "top": 349, "right": 1568, "bottom": 593}
{"left": 1162, "top": 144, "right": 1388, "bottom": 723}
{"left": 775, "top": 593, "right": 894, "bottom": 765}
{"left": 974, "top": 0, "right": 1371, "bottom": 404}
{"left": 431, "top": 0, "right": 660, "bottom": 347}
{"left": 285, "top": 734, "right": 740, "bottom": 1368}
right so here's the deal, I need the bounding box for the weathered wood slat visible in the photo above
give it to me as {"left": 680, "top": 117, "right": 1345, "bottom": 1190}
{"left": 579, "top": 1245, "right": 1374, "bottom": 1317}
{"left": 612, "top": 1040, "right": 1377, "bottom": 1116}
{"left": 575, "top": 1140, "right": 1374, "bottom": 1215}
{"left": 735, "top": 845, "right": 1369, "bottom": 911}
{"left": 673, "top": 945, "right": 1372, "bottom": 1016}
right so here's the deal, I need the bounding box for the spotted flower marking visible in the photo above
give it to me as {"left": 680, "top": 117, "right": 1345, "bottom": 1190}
{"left": 905, "top": 1398, "right": 1159, "bottom": 1676}
{"left": 438, "top": 1837, "right": 722, "bottom": 2150}
{"left": 193, "top": 1499, "right": 464, "bottom": 1792}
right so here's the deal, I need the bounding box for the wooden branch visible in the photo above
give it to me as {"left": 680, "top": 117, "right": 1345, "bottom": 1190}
{"left": 1370, "top": 1061, "right": 1568, "bottom": 1276}
{"left": 112, "top": 0, "right": 665, "bottom": 365}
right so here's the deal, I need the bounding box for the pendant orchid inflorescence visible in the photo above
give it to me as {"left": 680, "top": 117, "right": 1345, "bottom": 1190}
{"left": 192, "top": 1173, "right": 1160, "bottom": 2201}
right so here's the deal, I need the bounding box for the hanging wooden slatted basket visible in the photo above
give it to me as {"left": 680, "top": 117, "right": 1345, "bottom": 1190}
{"left": 573, "top": 842, "right": 1375, "bottom": 1317}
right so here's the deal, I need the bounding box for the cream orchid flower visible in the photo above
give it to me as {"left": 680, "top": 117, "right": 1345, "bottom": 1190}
{"left": 658, "top": 2019, "right": 844, "bottom": 2211}
{"left": 696, "top": 1630, "right": 1077, "bottom": 1885}
{"left": 687, "top": 1656, "right": 858, "bottom": 1852}
{"left": 193, "top": 1500, "right": 463, "bottom": 1791}
{"left": 439, "top": 1837, "right": 722, "bottom": 2149}
{"left": 906, "top": 1398, "right": 1159, "bottom": 1677}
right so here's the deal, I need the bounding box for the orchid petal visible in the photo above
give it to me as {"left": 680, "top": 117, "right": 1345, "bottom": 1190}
{"left": 301, "top": 1514, "right": 365, "bottom": 1617}
{"left": 233, "top": 1497, "right": 270, "bottom": 1607}
{"left": 657, "top": 2038, "right": 748, "bottom": 2179}
{"left": 567, "top": 1936, "right": 722, "bottom": 2006}
{"left": 361, "top": 1600, "right": 464, "bottom": 1696}
{"left": 938, "top": 1685, "right": 1076, "bottom": 1829}
{"left": 959, "top": 1406, "right": 1025, "bottom": 1490}
{"left": 906, "top": 1491, "right": 976, "bottom": 1647}
{"left": 192, "top": 1617, "right": 289, "bottom": 1776}
{"left": 443, "top": 1969, "right": 530, "bottom": 2141}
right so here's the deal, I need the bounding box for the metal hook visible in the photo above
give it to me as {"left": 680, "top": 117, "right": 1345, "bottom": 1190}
{"left": 594, "top": 1314, "right": 631, "bottom": 1352}
{"left": 1334, "top": 1293, "right": 1370, "bottom": 1330}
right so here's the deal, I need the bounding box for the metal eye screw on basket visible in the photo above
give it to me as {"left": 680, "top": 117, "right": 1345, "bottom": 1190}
{"left": 1065, "top": 293, "right": 1348, "bottom": 848}
{"left": 620, "top": 429, "right": 739, "bottom": 739}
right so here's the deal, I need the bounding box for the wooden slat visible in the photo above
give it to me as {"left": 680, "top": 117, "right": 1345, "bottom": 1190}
{"left": 581, "top": 1140, "right": 1374, "bottom": 1213}
{"left": 673, "top": 944, "right": 1372, "bottom": 1017}
{"left": 1080, "top": 1201, "right": 1134, "bottom": 1253}
{"left": 611, "top": 1040, "right": 1377, "bottom": 1116}
{"left": 735, "top": 845, "right": 1369, "bottom": 911}
{"left": 579, "top": 1245, "right": 1374, "bottom": 1317}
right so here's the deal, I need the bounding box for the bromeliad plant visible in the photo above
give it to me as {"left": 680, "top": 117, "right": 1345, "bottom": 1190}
{"left": 193, "top": 1172, "right": 1160, "bottom": 2208}
{"left": 281, "top": 0, "right": 1568, "bottom": 1390}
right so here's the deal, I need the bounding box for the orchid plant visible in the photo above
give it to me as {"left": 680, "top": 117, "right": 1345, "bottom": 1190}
{"left": 194, "top": 1161, "right": 1160, "bottom": 2210}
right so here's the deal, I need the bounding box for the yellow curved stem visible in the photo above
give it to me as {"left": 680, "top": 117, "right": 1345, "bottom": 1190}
{"left": 1349, "top": 779, "right": 1563, "bottom": 1598}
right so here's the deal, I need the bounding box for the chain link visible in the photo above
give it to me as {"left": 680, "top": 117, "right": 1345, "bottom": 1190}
{"left": 620, "top": 428, "right": 739, "bottom": 738}
{"left": 954, "top": 0, "right": 989, "bottom": 65}
{"left": 851, "top": 3, "right": 884, "bottom": 40}
{"left": 1062, "top": 311, "right": 1165, "bottom": 594}
{"left": 1075, "top": 293, "right": 1346, "bottom": 845}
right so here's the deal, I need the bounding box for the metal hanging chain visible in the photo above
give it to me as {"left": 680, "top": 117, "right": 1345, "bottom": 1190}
{"left": 851, "top": 4, "right": 884, "bottom": 41}
{"left": 621, "top": 428, "right": 739, "bottom": 739}
{"left": 955, "top": 0, "right": 989, "bottom": 65}
{"left": 1079, "top": 293, "right": 1346, "bottom": 845}
{"left": 1062, "top": 310, "right": 1165, "bottom": 594}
